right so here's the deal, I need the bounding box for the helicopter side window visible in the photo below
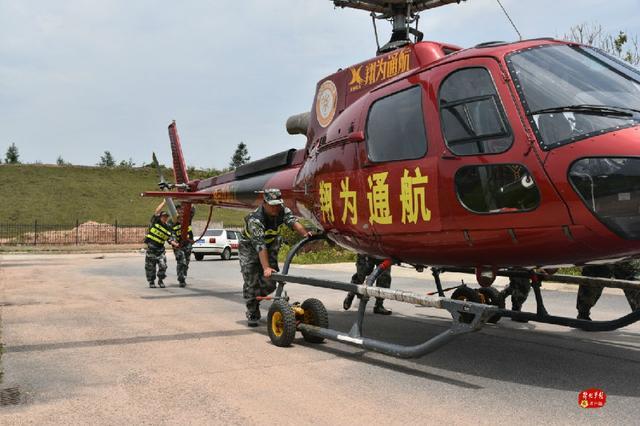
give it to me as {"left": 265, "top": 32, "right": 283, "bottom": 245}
{"left": 365, "top": 85, "right": 427, "bottom": 162}
{"left": 439, "top": 68, "right": 512, "bottom": 155}
{"left": 455, "top": 164, "right": 540, "bottom": 214}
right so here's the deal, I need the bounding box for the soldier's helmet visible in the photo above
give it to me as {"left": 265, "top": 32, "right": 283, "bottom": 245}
{"left": 263, "top": 188, "right": 284, "bottom": 206}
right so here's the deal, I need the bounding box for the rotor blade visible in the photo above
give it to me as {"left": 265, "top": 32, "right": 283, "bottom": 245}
{"left": 166, "top": 197, "right": 178, "bottom": 222}
{"left": 332, "top": 0, "right": 468, "bottom": 15}
{"left": 151, "top": 152, "right": 167, "bottom": 186}
{"left": 151, "top": 152, "right": 178, "bottom": 221}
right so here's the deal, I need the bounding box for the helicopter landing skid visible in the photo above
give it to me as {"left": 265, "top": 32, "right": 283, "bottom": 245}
{"left": 267, "top": 235, "right": 640, "bottom": 358}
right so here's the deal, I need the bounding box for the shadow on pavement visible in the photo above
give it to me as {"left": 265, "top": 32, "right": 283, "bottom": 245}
{"left": 4, "top": 329, "right": 254, "bottom": 354}
{"left": 236, "top": 303, "right": 640, "bottom": 397}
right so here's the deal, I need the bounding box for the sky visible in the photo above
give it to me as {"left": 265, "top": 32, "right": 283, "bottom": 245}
{"left": 1, "top": 0, "right": 640, "bottom": 169}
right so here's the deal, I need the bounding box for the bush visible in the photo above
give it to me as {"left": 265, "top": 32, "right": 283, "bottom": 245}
{"left": 278, "top": 241, "right": 356, "bottom": 264}
{"left": 558, "top": 267, "right": 582, "bottom": 276}
{"left": 278, "top": 225, "right": 356, "bottom": 264}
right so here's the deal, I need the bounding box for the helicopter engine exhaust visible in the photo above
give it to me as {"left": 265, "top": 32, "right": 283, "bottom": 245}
{"left": 286, "top": 112, "right": 310, "bottom": 136}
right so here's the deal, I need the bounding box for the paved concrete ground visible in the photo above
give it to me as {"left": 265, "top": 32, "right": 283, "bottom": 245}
{"left": 1, "top": 252, "right": 639, "bottom": 424}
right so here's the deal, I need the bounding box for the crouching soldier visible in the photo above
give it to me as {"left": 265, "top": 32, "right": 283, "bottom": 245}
{"left": 240, "top": 189, "right": 312, "bottom": 327}
{"left": 501, "top": 275, "right": 531, "bottom": 312}
{"left": 577, "top": 259, "right": 640, "bottom": 321}
{"left": 172, "top": 204, "right": 195, "bottom": 287}
{"left": 144, "top": 200, "right": 178, "bottom": 288}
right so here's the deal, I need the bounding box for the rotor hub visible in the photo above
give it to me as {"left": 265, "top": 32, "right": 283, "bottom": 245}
{"left": 332, "top": 0, "right": 468, "bottom": 53}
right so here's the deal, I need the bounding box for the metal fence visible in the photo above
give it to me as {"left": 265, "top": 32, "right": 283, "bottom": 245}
{"left": 0, "top": 221, "right": 147, "bottom": 245}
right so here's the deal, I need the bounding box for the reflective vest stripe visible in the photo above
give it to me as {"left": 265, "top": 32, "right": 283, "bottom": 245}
{"left": 146, "top": 234, "right": 165, "bottom": 244}
{"left": 173, "top": 224, "right": 192, "bottom": 236}
{"left": 154, "top": 225, "right": 171, "bottom": 236}
{"left": 243, "top": 227, "right": 279, "bottom": 244}
{"left": 146, "top": 223, "right": 171, "bottom": 244}
{"left": 264, "top": 229, "right": 278, "bottom": 244}
{"left": 149, "top": 227, "right": 169, "bottom": 239}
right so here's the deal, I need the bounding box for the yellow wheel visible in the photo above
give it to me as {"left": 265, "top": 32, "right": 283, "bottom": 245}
{"left": 451, "top": 286, "right": 482, "bottom": 324}
{"left": 300, "top": 298, "right": 329, "bottom": 343}
{"left": 478, "top": 287, "right": 505, "bottom": 324}
{"left": 271, "top": 311, "right": 284, "bottom": 336}
{"left": 267, "top": 300, "right": 296, "bottom": 347}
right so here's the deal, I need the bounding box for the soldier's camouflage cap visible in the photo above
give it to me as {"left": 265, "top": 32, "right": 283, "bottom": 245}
{"left": 262, "top": 188, "right": 284, "bottom": 206}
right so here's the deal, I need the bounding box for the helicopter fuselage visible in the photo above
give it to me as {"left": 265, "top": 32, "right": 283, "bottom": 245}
{"left": 159, "top": 38, "right": 640, "bottom": 269}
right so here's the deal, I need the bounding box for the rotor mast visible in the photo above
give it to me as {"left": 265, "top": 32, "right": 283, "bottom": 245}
{"left": 332, "top": 0, "right": 468, "bottom": 52}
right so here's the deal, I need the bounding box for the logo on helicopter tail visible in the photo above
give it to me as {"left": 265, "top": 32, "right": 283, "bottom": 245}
{"left": 316, "top": 80, "right": 338, "bottom": 128}
{"left": 348, "top": 48, "right": 412, "bottom": 93}
{"left": 212, "top": 184, "right": 236, "bottom": 203}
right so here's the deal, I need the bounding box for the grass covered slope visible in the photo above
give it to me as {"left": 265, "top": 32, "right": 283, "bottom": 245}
{"left": 1, "top": 164, "right": 246, "bottom": 226}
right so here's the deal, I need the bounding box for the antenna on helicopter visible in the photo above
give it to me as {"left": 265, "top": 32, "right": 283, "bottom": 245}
{"left": 332, "top": 0, "right": 468, "bottom": 54}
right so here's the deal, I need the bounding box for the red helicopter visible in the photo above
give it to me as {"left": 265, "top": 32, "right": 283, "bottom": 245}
{"left": 144, "top": 0, "right": 640, "bottom": 356}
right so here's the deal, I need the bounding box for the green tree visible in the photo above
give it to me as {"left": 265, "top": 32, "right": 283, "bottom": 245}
{"left": 5, "top": 143, "right": 20, "bottom": 164}
{"left": 563, "top": 23, "right": 639, "bottom": 65}
{"left": 229, "top": 142, "right": 250, "bottom": 169}
{"left": 118, "top": 158, "right": 135, "bottom": 168}
{"left": 56, "top": 155, "right": 68, "bottom": 166}
{"left": 98, "top": 151, "right": 116, "bottom": 167}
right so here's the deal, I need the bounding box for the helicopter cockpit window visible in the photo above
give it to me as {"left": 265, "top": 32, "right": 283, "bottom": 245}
{"left": 569, "top": 157, "right": 640, "bottom": 240}
{"left": 455, "top": 164, "right": 540, "bottom": 214}
{"left": 366, "top": 85, "right": 427, "bottom": 162}
{"left": 507, "top": 44, "right": 640, "bottom": 149}
{"left": 439, "top": 68, "right": 512, "bottom": 155}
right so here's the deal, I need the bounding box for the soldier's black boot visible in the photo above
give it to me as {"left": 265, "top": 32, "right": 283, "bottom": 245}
{"left": 179, "top": 279, "right": 186, "bottom": 288}
{"left": 343, "top": 292, "right": 355, "bottom": 310}
{"left": 158, "top": 279, "right": 165, "bottom": 288}
{"left": 246, "top": 310, "right": 260, "bottom": 327}
{"left": 149, "top": 281, "right": 156, "bottom": 288}
{"left": 577, "top": 310, "right": 592, "bottom": 321}
{"left": 510, "top": 302, "right": 529, "bottom": 322}
{"left": 373, "top": 298, "right": 392, "bottom": 315}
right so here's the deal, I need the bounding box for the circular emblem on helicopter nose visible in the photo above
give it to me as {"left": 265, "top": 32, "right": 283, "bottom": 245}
{"left": 316, "top": 80, "right": 338, "bottom": 128}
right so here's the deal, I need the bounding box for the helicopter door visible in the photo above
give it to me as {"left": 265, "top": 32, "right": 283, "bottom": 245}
{"left": 357, "top": 80, "right": 441, "bottom": 260}
{"left": 430, "top": 59, "right": 571, "bottom": 239}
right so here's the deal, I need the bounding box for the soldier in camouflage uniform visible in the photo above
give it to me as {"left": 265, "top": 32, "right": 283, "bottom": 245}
{"left": 144, "top": 200, "right": 178, "bottom": 288}
{"left": 240, "top": 189, "right": 313, "bottom": 326}
{"left": 495, "top": 270, "right": 532, "bottom": 323}
{"left": 342, "top": 254, "right": 392, "bottom": 315}
{"left": 577, "top": 259, "right": 640, "bottom": 320}
{"left": 171, "top": 204, "right": 195, "bottom": 287}
{"left": 500, "top": 275, "right": 531, "bottom": 312}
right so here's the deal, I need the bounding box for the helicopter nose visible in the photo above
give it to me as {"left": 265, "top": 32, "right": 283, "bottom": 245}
{"left": 569, "top": 157, "right": 640, "bottom": 239}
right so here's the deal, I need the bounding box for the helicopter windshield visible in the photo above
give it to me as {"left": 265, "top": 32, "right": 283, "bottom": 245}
{"left": 506, "top": 44, "right": 640, "bottom": 149}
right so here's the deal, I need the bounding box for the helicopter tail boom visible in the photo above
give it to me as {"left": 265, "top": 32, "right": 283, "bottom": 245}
{"left": 142, "top": 121, "right": 306, "bottom": 214}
